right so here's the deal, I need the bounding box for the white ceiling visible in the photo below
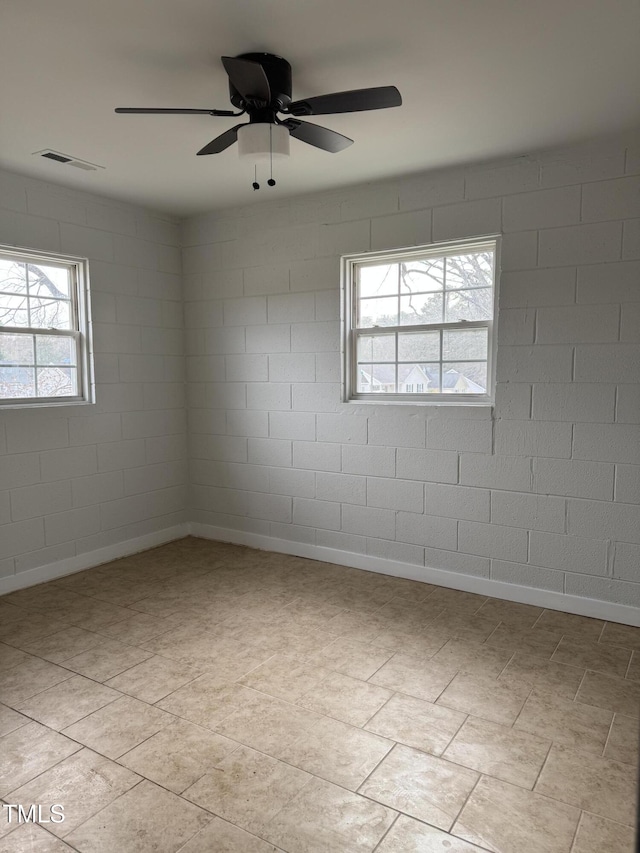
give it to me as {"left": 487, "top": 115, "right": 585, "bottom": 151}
{"left": 1, "top": 0, "right": 639, "bottom": 217}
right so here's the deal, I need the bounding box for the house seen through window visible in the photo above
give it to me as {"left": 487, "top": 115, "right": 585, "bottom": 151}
{"left": 0, "top": 245, "right": 93, "bottom": 406}
{"left": 343, "top": 237, "right": 498, "bottom": 404}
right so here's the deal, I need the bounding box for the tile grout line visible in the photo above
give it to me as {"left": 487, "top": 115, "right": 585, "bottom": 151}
{"left": 596, "top": 620, "right": 607, "bottom": 643}
{"left": 529, "top": 739, "right": 555, "bottom": 793}
{"left": 359, "top": 690, "right": 397, "bottom": 730}
{"left": 363, "top": 650, "right": 397, "bottom": 685}
{"left": 600, "top": 713, "right": 616, "bottom": 759}
{"left": 509, "top": 686, "right": 534, "bottom": 730}
{"left": 447, "top": 772, "right": 484, "bottom": 844}
{"left": 567, "top": 808, "right": 585, "bottom": 852}
{"left": 572, "top": 667, "right": 589, "bottom": 704}
{"left": 370, "top": 811, "right": 401, "bottom": 853}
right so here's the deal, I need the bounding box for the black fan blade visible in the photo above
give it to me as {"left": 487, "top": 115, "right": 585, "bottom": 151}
{"left": 283, "top": 119, "right": 353, "bottom": 153}
{"left": 115, "top": 108, "right": 238, "bottom": 116}
{"left": 287, "top": 86, "right": 402, "bottom": 117}
{"left": 221, "top": 56, "right": 271, "bottom": 104}
{"left": 196, "top": 124, "right": 246, "bottom": 155}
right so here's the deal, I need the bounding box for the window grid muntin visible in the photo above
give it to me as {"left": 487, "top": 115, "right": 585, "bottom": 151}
{"left": 0, "top": 246, "right": 90, "bottom": 406}
{"left": 346, "top": 238, "right": 497, "bottom": 403}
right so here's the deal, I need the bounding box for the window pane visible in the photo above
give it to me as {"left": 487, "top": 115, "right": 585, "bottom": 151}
{"left": 357, "top": 364, "right": 372, "bottom": 392}
{"left": 0, "top": 259, "right": 27, "bottom": 294}
{"left": 400, "top": 292, "right": 443, "bottom": 325}
{"left": 443, "top": 329, "right": 488, "bottom": 360}
{"left": 27, "top": 263, "right": 71, "bottom": 299}
{"left": 357, "top": 363, "right": 396, "bottom": 393}
{"left": 358, "top": 264, "right": 397, "bottom": 298}
{"left": 357, "top": 334, "right": 395, "bottom": 362}
{"left": 445, "top": 289, "right": 492, "bottom": 322}
{"left": 446, "top": 252, "right": 493, "bottom": 289}
{"left": 0, "top": 334, "right": 34, "bottom": 364}
{"left": 35, "top": 335, "right": 76, "bottom": 366}
{"left": 358, "top": 296, "right": 398, "bottom": 328}
{"left": 370, "top": 363, "right": 396, "bottom": 392}
{"left": 442, "top": 362, "right": 487, "bottom": 394}
{"left": 37, "top": 367, "right": 77, "bottom": 397}
{"left": 0, "top": 366, "right": 35, "bottom": 397}
{"left": 399, "top": 363, "right": 439, "bottom": 392}
{"left": 28, "top": 298, "right": 72, "bottom": 330}
{"left": 400, "top": 258, "right": 444, "bottom": 293}
{"left": 398, "top": 331, "right": 440, "bottom": 361}
{"left": 0, "top": 294, "right": 29, "bottom": 327}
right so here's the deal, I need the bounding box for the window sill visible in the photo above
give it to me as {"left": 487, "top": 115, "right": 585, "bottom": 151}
{"left": 0, "top": 398, "right": 95, "bottom": 410}
{"left": 345, "top": 397, "right": 493, "bottom": 407}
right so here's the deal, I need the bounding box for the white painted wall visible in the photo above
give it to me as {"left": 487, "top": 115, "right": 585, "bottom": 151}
{"left": 0, "top": 170, "right": 188, "bottom": 588}
{"left": 184, "top": 130, "right": 640, "bottom": 614}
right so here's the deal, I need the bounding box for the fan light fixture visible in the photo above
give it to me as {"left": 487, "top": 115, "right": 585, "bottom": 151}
{"left": 237, "top": 123, "right": 289, "bottom": 160}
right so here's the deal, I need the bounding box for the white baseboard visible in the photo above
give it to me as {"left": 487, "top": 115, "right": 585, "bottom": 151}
{"left": 190, "top": 522, "right": 640, "bottom": 628}
{"left": 3, "top": 518, "right": 638, "bottom": 628}
{"left": 0, "top": 524, "right": 189, "bottom": 595}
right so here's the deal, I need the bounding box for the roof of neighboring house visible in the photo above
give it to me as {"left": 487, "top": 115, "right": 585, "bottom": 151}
{"left": 441, "top": 369, "right": 485, "bottom": 393}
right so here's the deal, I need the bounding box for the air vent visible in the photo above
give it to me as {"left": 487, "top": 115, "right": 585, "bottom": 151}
{"left": 42, "top": 152, "right": 71, "bottom": 163}
{"left": 33, "top": 150, "right": 105, "bottom": 171}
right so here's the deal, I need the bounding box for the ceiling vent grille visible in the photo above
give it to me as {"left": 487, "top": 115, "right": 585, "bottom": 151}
{"left": 33, "top": 150, "right": 105, "bottom": 171}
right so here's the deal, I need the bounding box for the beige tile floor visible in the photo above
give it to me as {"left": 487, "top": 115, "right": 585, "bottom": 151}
{"left": 0, "top": 536, "right": 638, "bottom": 853}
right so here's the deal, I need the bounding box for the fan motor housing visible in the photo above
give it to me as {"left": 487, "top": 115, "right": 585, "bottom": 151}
{"left": 229, "top": 53, "right": 292, "bottom": 111}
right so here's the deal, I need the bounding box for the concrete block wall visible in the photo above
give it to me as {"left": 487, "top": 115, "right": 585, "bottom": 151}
{"left": 184, "top": 130, "right": 640, "bottom": 611}
{"left": 0, "top": 170, "right": 188, "bottom": 586}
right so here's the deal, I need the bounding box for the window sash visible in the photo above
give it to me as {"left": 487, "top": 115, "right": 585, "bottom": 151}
{"left": 352, "top": 325, "right": 492, "bottom": 397}
{"left": 0, "top": 328, "right": 83, "bottom": 404}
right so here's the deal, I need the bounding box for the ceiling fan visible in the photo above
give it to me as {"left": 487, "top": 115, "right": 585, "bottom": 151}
{"left": 115, "top": 52, "right": 402, "bottom": 157}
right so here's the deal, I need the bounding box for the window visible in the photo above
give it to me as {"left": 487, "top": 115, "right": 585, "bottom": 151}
{"left": 0, "top": 245, "right": 93, "bottom": 407}
{"left": 342, "top": 237, "right": 498, "bottom": 404}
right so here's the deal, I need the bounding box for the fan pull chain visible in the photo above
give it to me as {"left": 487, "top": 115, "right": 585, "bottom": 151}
{"left": 250, "top": 127, "right": 280, "bottom": 191}
{"left": 268, "top": 125, "right": 276, "bottom": 187}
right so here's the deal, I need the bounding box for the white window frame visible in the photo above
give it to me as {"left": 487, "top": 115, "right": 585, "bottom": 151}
{"left": 342, "top": 236, "right": 500, "bottom": 406}
{"left": 0, "top": 244, "right": 94, "bottom": 408}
